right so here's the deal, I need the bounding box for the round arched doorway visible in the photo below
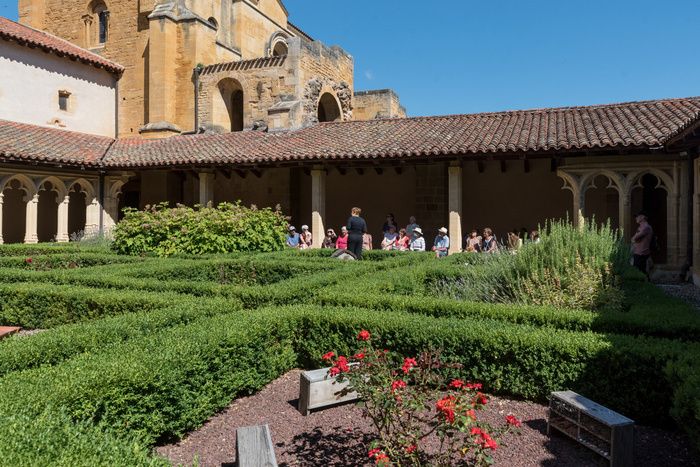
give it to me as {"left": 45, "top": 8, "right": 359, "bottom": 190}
{"left": 317, "top": 92, "right": 342, "bottom": 123}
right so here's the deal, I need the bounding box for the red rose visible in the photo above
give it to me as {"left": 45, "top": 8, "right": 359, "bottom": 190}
{"left": 466, "top": 409, "right": 476, "bottom": 420}
{"left": 475, "top": 393, "right": 488, "bottom": 405}
{"left": 25, "top": 258, "right": 33, "bottom": 264}
{"left": 354, "top": 352, "right": 365, "bottom": 360}
{"left": 358, "top": 330, "right": 371, "bottom": 341}
{"left": 375, "top": 453, "right": 390, "bottom": 466}
{"left": 449, "top": 379, "right": 465, "bottom": 389}
{"left": 329, "top": 366, "right": 341, "bottom": 377}
{"left": 334, "top": 356, "right": 350, "bottom": 373}
{"left": 506, "top": 415, "right": 522, "bottom": 427}
{"left": 401, "top": 357, "right": 417, "bottom": 374}
{"left": 436, "top": 395, "right": 456, "bottom": 423}
{"left": 466, "top": 382, "right": 483, "bottom": 390}
{"left": 405, "top": 444, "right": 417, "bottom": 454}
{"left": 470, "top": 427, "right": 483, "bottom": 436}
{"left": 368, "top": 448, "right": 381, "bottom": 458}
{"left": 391, "top": 380, "right": 407, "bottom": 392}
{"left": 322, "top": 351, "right": 335, "bottom": 361}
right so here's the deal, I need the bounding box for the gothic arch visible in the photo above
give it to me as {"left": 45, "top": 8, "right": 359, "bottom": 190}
{"left": 0, "top": 174, "right": 38, "bottom": 198}
{"left": 67, "top": 178, "right": 97, "bottom": 203}
{"left": 36, "top": 176, "right": 68, "bottom": 201}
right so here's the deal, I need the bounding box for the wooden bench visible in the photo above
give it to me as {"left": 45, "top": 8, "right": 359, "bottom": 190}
{"left": 298, "top": 367, "right": 359, "bottom": 416}
{"left": 236, "top": 424, "right": 277, "bottom": 467}
{"left": 548, "top": 390, "right": 634, "bottom": 467}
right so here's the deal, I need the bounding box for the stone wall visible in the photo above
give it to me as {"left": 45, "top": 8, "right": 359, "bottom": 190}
{"left": 353, "top": 89, "right": 406, "bottom": 121}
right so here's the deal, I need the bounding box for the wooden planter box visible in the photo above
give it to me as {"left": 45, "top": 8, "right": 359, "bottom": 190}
{"left": 236, "top": 424, "right": 277, "bottom": 467}
{"left": 298, "top": 367, "right": 358, "bottom": 416}
{"left": 548, "top": 391, "right": 634, "bottom": 467}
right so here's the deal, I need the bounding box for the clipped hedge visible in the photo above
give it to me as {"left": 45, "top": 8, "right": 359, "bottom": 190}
{"left": 0, "top": 297, "right": 242, "bottom": 378}
{"left": 0, "top": 283, "right": 221, "bottom": 329}
{"left": 0, "top": 313, "right": 297, "bottom": 447}
{"left": 0, "top": 412, "right": 164, "bottom": 467}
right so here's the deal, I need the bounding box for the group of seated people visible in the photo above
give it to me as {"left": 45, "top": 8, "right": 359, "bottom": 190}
{"left": 287, "top": 213, "right": 541, "bottom": 258}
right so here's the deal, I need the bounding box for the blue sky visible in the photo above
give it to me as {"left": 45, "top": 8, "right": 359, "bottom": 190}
{"left": 2, "top": 0, "right": 697, "bottom": 117}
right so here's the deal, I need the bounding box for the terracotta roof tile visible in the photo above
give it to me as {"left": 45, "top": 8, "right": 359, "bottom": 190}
{"left": 1, "top": 97, "right": 699, "bottom": 169}
{"left": 0, "top": 17, "right": 124, "bottom": 75}
{"left": 0, "top": 120, "right": 113, "bottom": 166}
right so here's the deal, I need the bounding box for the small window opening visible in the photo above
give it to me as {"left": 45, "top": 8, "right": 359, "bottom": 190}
{"left": 58, "top": 91, "right": 71, "bottom": 111}
{"left": 208, "top": 17, "right": 219, "bottom": 30}
{"left": 98, "top": 10, "right": 109, "bottom": 43}
{"left": 272, "top": 41, "right": 288, "bottom": 57}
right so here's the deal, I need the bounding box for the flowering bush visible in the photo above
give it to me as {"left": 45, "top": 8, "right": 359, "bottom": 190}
{"left": 325, "top": 330, "right": 520, "bottom": 466}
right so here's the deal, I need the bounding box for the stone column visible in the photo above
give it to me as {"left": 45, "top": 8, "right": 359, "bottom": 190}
{"left": 618, "top": 192, "right": 631, "bottom": 236}
{"left": 448, "top": 164, "right": 463, "bottom": 254}
{"left": 310, "top": 167, "right": 326, "bottom": 249}
{"left": 56, "top": 195, "right": 70, "bottom": 243}
{"left": 24, "top": 194, "right": 39, "bottom": 244}
{"left": 198, "top": 171, "right": 215, "bottom": 206}
{"left": 667, "top": 190, "right": 680, "bottom": 267}
{"left": 0, "top": 193, "right": 4, "bottom": 245}
{"left": 694, "top": 157, "right": 700, "bottom": 285}
{"left": 85, "top": 197, "right": 100, "bottom": 236}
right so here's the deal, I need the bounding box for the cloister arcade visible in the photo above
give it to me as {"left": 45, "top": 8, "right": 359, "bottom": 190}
{"left": 0, "top": 170, "right": 128, "bottom": 244}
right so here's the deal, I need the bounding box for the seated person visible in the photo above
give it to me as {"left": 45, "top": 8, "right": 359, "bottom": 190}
{"left": 322, "top": 229, "right": 337, "bottom": 249}
{"left": 410, "top": 227, "right": 426, "bottom": 251}
{"left": 397, "top": 228, "right": 411, "bottom": 251}
{"left": 481, "top": 228, "right": 499, "bottom": 253}
{"left": 465, "top": 230, "right": 482, "bottom": 252}
{"left": 363, "top": 232, "right": 373, "bottom": 250}
{"left": 286, "top": 226, "right": 301, "bottom": 248}
{"left": 336, "top": 226, "right": 349, "bottom": 250}
{"left": 300, "top": 225, "right": 313, "bottom": 249}
{"left": 432, "top": 227, "right": 450, "bottom": 258}
{"left": 381, "top": 225, "right": 399, "bottom": 250}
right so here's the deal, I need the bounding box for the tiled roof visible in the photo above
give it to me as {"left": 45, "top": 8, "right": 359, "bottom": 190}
{"left": 0, "top": 17, "right": 124, "bottom": 75}
{"left": 104, "top": 97, "right": 700, "bottom": 168}
{"left": 0, "top": 120, "right": 113, "bottom": 166}
{"left": 1, "top": 97, "right": 699, "bottom": 169}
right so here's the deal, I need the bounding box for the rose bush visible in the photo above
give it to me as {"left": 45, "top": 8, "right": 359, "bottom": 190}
{"left": 325, "top": 330, "right": 520, "bottom": 466}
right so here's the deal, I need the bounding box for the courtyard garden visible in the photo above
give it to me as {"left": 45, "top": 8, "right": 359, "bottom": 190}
{"left": 0, "top": 214, "right": 699, "bottom": 465}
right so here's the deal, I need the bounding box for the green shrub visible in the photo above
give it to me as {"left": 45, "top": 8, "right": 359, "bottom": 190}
{"left": 0, "top": 297, "right": 241, "bottom": 377}
{"left": 0, "top": 313, "right": 297, "bottom": 446}
{"left": 0, "top": 411, "right": 165, "bottom": 467}
{"left": 112, "top": 202, "right": 288, "bottom": 256}
{"left": 0, "top": 283, "right": 199, "bottom": 329}
{"left": 667, "top": 356, "right": 700, "bottom": 451}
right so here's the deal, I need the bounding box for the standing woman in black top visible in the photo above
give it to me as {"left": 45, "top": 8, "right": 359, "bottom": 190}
{"left": 347, "top": 207, "right": 368, "bottom": 259}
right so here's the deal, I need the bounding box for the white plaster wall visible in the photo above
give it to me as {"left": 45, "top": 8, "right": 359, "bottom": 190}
{"left": 0, "top": 41, "right": 117, "bottom": 137}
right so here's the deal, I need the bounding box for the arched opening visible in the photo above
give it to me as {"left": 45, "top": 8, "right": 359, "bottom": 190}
{"left": 631, "top": 173, "right": 667, "bottom": 263}
{"left": 584, "top": 175, "right": 619, "bottom": 229}
{"left": 317, "top": 92, "right": 342, "bottom": 123}
{"left": 272, "top": 41, "right": 288, "bottom": 57}
{"left": 68, "top": 185, "right": 87, "bottom": 240}
{"left": 207, "top": 17, "right": 218, "bottom": 30}
{"left": 213, "top": 78, "right": 244, "bottom": 132}
{"left": 2, "top": 180, "right": 27, "bottom": 244}
{"left": 87, "top": 1, "right": 109, "bottom": 47}
{"left": 37, "top": 182, "right": 58, "bottom": 242}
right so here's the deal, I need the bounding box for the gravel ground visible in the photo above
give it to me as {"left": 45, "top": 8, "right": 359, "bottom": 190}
{"left": 157, "top": 370, "right": 699, "bottom": 467}
{"left": 657, "top": 283, "right": 700, "bottom": 311}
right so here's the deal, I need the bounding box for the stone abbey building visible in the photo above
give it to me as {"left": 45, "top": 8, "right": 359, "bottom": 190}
{"left": 1, "top": 0, "right": 700, "bottom": 285}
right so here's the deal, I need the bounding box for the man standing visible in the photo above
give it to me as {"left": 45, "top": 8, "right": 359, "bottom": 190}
{"left": 631, "top": 212, "right": 653, "bottom": 277}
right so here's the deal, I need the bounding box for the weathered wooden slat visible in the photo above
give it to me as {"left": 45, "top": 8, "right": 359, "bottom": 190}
{"left": 236, "top": 424, "right": 277, "bottom": 467}
{"left": 298, "top": 367, "right": 359, "bottom": 416}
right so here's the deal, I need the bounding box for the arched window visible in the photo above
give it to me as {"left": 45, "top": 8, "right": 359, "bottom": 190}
{"left": 214, "top": 78, "right": 245, "bottom": 132}
{"left": 208, "top": 17, "right": 218, "bottom": 30}
{"left": 272, "top": 41, "right": 288, "bottom": 57}
{"left": 86, "top": 1, "right": 109, "bottom": 47}
{"left": 317, "top": 93, "right": 342, "bottom": 123}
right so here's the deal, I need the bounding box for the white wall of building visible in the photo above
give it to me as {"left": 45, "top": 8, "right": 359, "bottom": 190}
{"left": 0, "top": 41, "right": 117, "bottom": 137}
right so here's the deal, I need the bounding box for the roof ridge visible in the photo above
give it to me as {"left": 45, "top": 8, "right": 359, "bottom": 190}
{"left": 314, "top": 96, "right": 700, "bottom": 126}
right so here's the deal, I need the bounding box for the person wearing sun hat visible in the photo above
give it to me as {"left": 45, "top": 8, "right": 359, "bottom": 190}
{"left": 410, "top": 227, "right": 426, "bottom": 252}
{"left": 286, "top": 226, "right": 301, "bottom": 248}
{"left": 300, "top": 225, "right": 313, "bottom": 249}
{"left": 432, "top": 227, "right": 450, "bottom": 258}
